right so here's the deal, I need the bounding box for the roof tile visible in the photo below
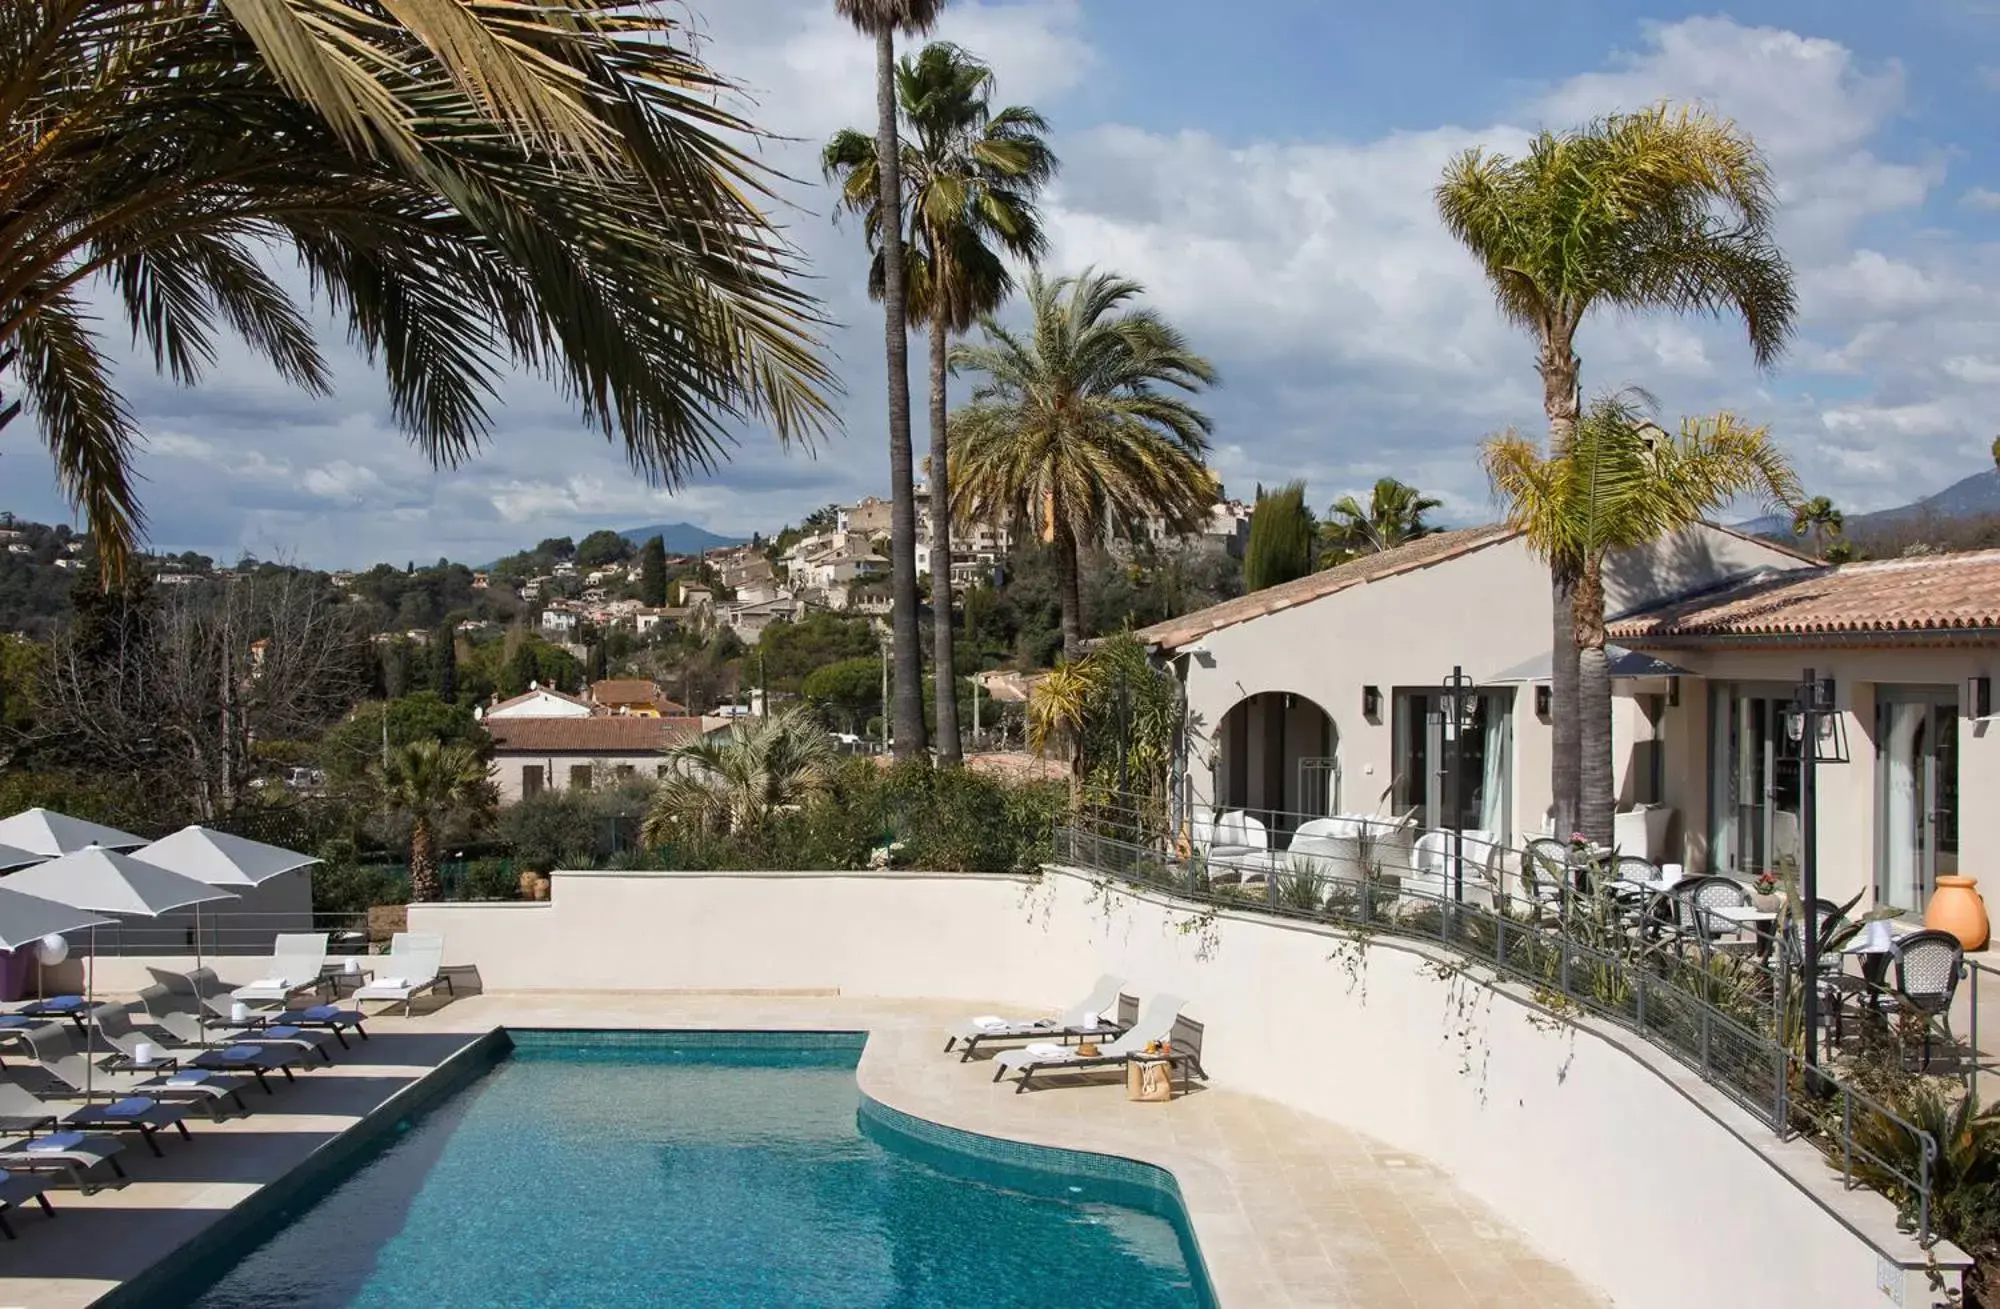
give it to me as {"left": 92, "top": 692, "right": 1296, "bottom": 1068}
{"left": 488, "top": 716, "right": 700, "bottom": 753}
{"left": 1610, "top": 549, "right": 2000, "bottom": 642}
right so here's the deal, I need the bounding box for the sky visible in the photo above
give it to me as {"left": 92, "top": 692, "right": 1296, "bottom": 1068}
{"left": 5, "top": 1, "right": 1999, "bottom": 568}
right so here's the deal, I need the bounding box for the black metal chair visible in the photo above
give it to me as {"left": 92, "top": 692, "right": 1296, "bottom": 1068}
{"left": 1519, "top": 838, "right": 1576, "bottom": 921}
{"left": 1892, "top": 929, "right": 1965, "bottom": 1071}
{"left": 1680, "top": 875, "right": 1754, "bottom": 956}
{"left": 1780, "top": 898, "right": 1850, "bottom": 1041}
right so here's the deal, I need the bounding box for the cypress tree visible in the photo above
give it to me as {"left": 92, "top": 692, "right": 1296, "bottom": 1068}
{"left": 639, "top": 535, "right": 667, "bottom": 607}
{"left": 1243, "top": 481, "right": 1315, "bottom": 591}
{"left": 433, "top": 626, "right": 457, "bottom": 703}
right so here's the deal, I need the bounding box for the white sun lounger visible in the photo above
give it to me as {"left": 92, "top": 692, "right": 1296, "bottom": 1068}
{"left": 993, "top": 994, "right": 1194, "bottom": 1092}
{"left": 351, "top": 934, "right": 451, "bottom": 1015}
{"left": 228, "top": 934, "right": 330, "bottom": 1004}
{"left": 943, "top": 975, "right": 1130, "bottom": 1062}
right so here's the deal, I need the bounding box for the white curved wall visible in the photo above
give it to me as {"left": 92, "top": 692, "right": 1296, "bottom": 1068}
{"left": 410, "top": 867, "right": 1953, "bottom": 1309}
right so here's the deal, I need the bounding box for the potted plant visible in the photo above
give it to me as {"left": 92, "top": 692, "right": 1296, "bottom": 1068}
{"left": 1751, "top": 871, "right": 1781, "bottom": 913}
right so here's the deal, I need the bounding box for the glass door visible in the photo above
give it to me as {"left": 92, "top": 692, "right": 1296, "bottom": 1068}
{"left": 1876, "top": 688, "right": 1959, "bottom": 912}
{"left": 1708, "top": 686, "right": 1803, "bottom": 876}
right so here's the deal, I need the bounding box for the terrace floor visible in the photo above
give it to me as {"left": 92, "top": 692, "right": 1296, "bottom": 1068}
{"left": 0, "top": 992, "right": 1607, "bottom": 1309}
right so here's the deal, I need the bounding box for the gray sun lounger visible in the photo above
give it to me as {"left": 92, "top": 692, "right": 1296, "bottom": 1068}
{"left": 84, "top": 1006, "right": 254, "bottom": 1117}
{"left": 29, "top": 1018, "right": 255, "bottom": 1113}
{"left": 256, "top": 1002, "right": 368, "bottom": 1048}
{"left": 0, "top": 1132, "right": 126, "bottom": 1193}
{"left": 138, "top": 988, "right": 337, "bottom": 1065}
{"left": 944, "top": 976, "right": 1135, "bottom": 1062}
{"left": 0, "top": 1169, "right": 55, "bottom": 1238}
{"left": 0, "top": 1082, "right": 190, "bottom": 1159}
{"left": 992, "top": 995, "right": 1207, "bottom": 1093}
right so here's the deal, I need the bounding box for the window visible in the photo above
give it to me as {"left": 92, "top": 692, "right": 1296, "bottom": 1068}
{"left": 569, "top": 764, "right": 593, "bottom": 790}
{"left": 1391, "top": 688, "right": 1512, "bottom": 838}
{"left": 521, "top": 765, "right": 544, "bottom": 798}
{"left": 615, "top": 764, "right": 636, "bottom": 779}
{"left": 657, "top": 763, "right": 672, "bottom": 780}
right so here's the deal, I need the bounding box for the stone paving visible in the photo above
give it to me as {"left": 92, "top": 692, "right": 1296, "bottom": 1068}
{"left": 0, "top": 991, "right": 1607, "bottom": 1308}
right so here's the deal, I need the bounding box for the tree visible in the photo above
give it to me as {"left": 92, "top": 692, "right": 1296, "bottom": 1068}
{"left": 950, "top": 269, "right": 1219, "bottom": 661}
{"left": 500, "top": 642, "right": 542, "bottom": 699}
{"left": 576, "top": 531, "right": 632, "bottom": 568}
{"left": 826, "top": 41, "right": 1056, "bottom": 763}
{"left": 10, "top": 2, "right": 833, "bottom": 579}
{"left": 432, "top": 627, "right": 458, "bottom": 705}
{"left": 319, "top": 692, "right": 488, "bottom": 797}
{"left": 639, "top": 537, "right": 668, "bottom": 608}
{"left": 1436, "top": 104, "right": 1796, "bottom": 839}
{"left": 1321, "top": 478, "right": 1442, "bottom": 564}
{"left": 803, "top": 657, "right": 884, "bottom": 732}
{"left": 757, "top": 613, "right": 880, "bottom": 691}
{"left": 536, "top": 538, "right": 578, "bottom": 563}
{"left": 803, "top": 504, "right": 843, "bottom": 531}
{"left": 1482, "top": 392, "right": 1798, "bottom": 843}
{"left": 1791, "top": 496, "right": 1845, "bottom": 559}
{"left": 831, "top": 0, "right": 947, "bottom": 761}
{"left": 641, "top": 707, "right": 838, "bottom": 839}
{"left": 376, "top": 739, "right": 495, "bottom": 902}
{"left": 1243, "top": 482, "right": 1316, "bottom": 591}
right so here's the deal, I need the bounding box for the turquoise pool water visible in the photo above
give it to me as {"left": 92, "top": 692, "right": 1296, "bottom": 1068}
{"left": 183, "top": 1031, "right": 1211, "bottom": 1308}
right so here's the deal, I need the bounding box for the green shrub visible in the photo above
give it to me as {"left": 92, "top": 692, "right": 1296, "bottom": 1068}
{"left": 495, "top": 789, "right": 598, "bottom": 871}
{"left": 312, "top": 861, "right": 408, "bottom": 914}
{"left": 459, "top": 857, "right": 521, "bottom": 901}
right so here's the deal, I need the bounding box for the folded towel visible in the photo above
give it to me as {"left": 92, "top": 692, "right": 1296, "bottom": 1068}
{"left": 103, "top": 1098, "right": 156, "bottom": 1117}
{"left": 25, "top": 1132, "right": 85, "bottom": 1153}
{"left": 220, "top": 1045, "right": 263, "bottom": 1061}
{"left": 372, "top": 977, "right": 408, "bottom": 990}
{"left": 970, "top": 1015, "right": 1007, "bottom": 1029}
{"left": 264, "top": 1026, "right": 302, "bottom": 1038}
{"left": 166, "top": 1071, "right": 210, "bottom": 1086}
{"left": 0, "top": 1015, "right": 27, "bottom": 1028}
{"left": 248, "top": 978, "right": 286, "bottom": 990}
{"left": 40, "top": 996, "right": 82, "bottom": 1010}
{"left": 1022, "top": 1042, "right": 1069, "bottom": 1061}
{"left": 302, "top": 1005, "right": 340, "bottom": 1021}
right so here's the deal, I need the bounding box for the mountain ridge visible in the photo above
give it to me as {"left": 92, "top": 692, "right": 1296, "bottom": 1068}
{"left": 616, "top": 522, "right": 742, "bottom": 554}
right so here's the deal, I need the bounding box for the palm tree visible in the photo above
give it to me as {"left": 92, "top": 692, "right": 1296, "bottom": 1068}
{"left": 825, "top": 42, "right": 1057, "bottom": 764}
{"left": 1320, "top": 478, "right": 1441, "bottom": 564}
{"left": 949, "top": 269, "right": 1219, "bottom": 660}
{"left": 641, "top": 707, "right": 839, "bottom": 839}
{"left": 1026, "top": 660, "right": 1094, "bottom": 796}
{"left": 832, "top": 0, "right": 947, "bottom": 761}
{"left": 377, "top": 739, "right": 495, "bottom": 902}
{"left": 1436, "top": 104, "right": 1797, "bottom": 839}
{"left": 1791, "top": 496, "right": 1845, "bottom": 558}
{"left": 1483, "top": 391, "right": 1799, "bottom": 843}
{"left": 7, "top": 1, "right": 835, "bottom": 579}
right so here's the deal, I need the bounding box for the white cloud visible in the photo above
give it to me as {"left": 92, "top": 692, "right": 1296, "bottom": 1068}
{"left": 7, "top": 9, "right": 1990, "bottom": 561}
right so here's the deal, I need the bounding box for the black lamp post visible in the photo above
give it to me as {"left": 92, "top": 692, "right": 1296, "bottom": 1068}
{"left": 1793, "top": 668, "right": 1837, "bottom": 1080}
{"left": 1441, "top": 666, "right": 1475, "bottom": 904}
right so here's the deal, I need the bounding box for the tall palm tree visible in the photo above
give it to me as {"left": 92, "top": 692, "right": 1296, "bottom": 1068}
{"left": 1791, "top": 495, "right": 1845, "bottom": 558}
{"left": 1436, "top": 104, "right": 1797, "bottom": 839}
{"left": 824, "top": 42, "right": 1057, "bottom": 763}
{"left": 832, "top": 0, "right": 947, "bottom": 761}
{"left": 7, "top": 0, "right": 835, "bottom": 579}
{"left": 377, "top": 739, "right": 495, "bottom": 902}
{"left": 1483, "top": 391, "right": 1799, "bottom": 843}
{"left": 1320, "top": 478, "right": 1442, "bottom": 564}
{"left": 949, "top": 269, "right": 1219, "bottom": 660}
{"left": 641, "top": 707, "right": 839, "bottom": 839}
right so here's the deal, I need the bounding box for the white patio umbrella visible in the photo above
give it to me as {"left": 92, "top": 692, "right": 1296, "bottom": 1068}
{"left": 134, "top": 826, "right": 320, "bottom": 973}
{"left": 0, "top": 808, "right": 145, "bottom": 856}
{"left": 2, "top": 847, "right": 238, "bottom": 1096}
{"left": 0, "top": 844, "right": 46, "bottom": 874}
{"left": 0, "top": 886, "right": 113, "bottom": 950}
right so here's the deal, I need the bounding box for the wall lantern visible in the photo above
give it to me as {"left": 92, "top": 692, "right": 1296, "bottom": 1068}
{"left": 1969, "top": 675, "right": 1992, "bottom": 720}
{"left": 1534, "top": 684, "right": 1552, "bottom": 720}
{"left": 1361, "top": 685, "right": 1381, "bottom": 722}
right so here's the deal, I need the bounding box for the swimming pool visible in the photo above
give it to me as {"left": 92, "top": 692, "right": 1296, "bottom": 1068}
{"left": 180, "top": 1030, "right": 1213, "bottom": 1307}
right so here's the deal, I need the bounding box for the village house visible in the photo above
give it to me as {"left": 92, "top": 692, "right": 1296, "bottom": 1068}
{"left": 487, "top": 715, "right": 701, "bottom": 802}
{"left": 589, "top": 678, "right": 687, "bottom": 718}
{"left": 479, "top": 684, "right": 593, "bottom": 720}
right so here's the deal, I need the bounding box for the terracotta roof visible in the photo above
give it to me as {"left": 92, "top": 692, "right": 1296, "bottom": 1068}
{"left": 1609, "top": 549, "right": 2000, "bottom": 644}
{"left": 589, "top": 678, "right": 683, "bottom": 712}
{"left": 488, "top": 716, "right": 700, "bottom": 753}
{"left": 1135, "top": 526, "right": 1519, "bottom": 649}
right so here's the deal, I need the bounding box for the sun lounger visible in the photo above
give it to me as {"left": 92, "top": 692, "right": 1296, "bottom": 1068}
{"left": 225, "top": 934, "right": 330, "bottom": 1004}
{"left": 944, "top": 976, "right": 1132, "bottom": 1061}
{"left": 351, "top": 933, "right": 451, "bottom": 1015}
{"left": 0, "top": 1169, "right": 55, "bottom": 1238}
{"left": 256, "top": 1002, "right": 368, "bottom": 1048}
{"left": 190, "top": 1044, "right": 308, "bottom": 1094}
{"left": 21, "top": 1019, "right": 254, "bottom": 1116}
{"left": 0, "top": 1132, "right": 126, "bottom": 1193}
{"left": 0, "top": 1083, "right": 189, "bottom": 1159}
{"left": 138, "top": 988, "right": 337, "bottom": 1065}
{"left": 993, "top": 994, "right": 1201, "bottom": 1093}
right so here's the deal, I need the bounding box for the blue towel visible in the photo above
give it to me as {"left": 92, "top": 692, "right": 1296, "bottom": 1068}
{"left": 0, "top": 1016, "right": 27, "bottom": 1029}
{"left": 103, "top": 1097, "right": 156, "bottom": 1117}
{"left": 37, "top": 996, "right": 82, "bottom": 1011}
{"left": 264, "top": 1025, "right": 301, "bottom": 1038}
{"left": 220, "top": 1045, "right": 263, "bottom": 1061}
{"left": 302, "top": 1005, "right": 340, "bottom": 1021}
{"left": 25, "top": 1131, "right": 85, "bottom": 1153}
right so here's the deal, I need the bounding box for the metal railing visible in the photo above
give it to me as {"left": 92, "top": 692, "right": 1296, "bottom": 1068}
{"left": 52, "top": 912, "right": 374, "bottom": 957}
{"left": 1055, "top": 812, "right": 1942, "bottom": 1243}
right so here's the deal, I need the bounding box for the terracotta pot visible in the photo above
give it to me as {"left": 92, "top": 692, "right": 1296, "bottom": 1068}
{"left": 517, "top": 870, "right": 541, "bottom": 900}
{"left": 1925, "top": 875, "right": 1989, "bottom": 951}
{"left": 531, "top": 875, "right": 553, "bottom": 902}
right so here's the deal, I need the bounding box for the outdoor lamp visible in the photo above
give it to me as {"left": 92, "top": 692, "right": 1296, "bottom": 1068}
{"left": 1362, "top": 686, "right": 1381, "bottom": 721}
{"left": 1969, "top": 676, "right": 1992, "bottom": 720}
{"left": 35, "top": 934, "right": 67, "bottom": 966}
{"left": 1534, "top": 685, "right": 1551, "bottom": 720}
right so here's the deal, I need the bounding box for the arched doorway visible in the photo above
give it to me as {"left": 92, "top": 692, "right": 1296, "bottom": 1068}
{"left": 1213, "top": 692, "right": 1338, "bottom": 840}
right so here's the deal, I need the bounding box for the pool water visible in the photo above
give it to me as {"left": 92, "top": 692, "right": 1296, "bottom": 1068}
{"left": 186, "top": 1031, "right": 1210, "bottom": 1308}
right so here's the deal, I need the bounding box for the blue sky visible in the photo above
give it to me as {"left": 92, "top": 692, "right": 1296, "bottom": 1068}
{"left": 7, "top": 1, "right": 1999, "bottom": 566}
